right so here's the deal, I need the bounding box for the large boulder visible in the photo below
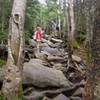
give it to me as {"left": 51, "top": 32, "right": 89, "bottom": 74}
{"left": 23, "top": 59, "right": 71, "bottom": 88}
{"left": 52, "top": 94, "right": 70, "bottom": 100}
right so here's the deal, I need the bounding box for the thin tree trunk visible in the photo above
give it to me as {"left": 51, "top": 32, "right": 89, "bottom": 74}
{"left": 63, "top": 0, "right": 67, "bottom": 40}
{"left": 2, "top": 0, "right": 27, "bottom": 99}
{"left": 67, "top": 0, "right": 75, "bottom": 62}
{"left": 63, "top": 0, "right": 70, "bottom": 41}
{"left": 69, "top": 0, "right": 75, "bottom": 43}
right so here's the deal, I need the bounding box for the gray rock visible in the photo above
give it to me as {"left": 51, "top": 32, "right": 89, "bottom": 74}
{"left": 52, "top": 94, "right": 70, "bottom": 100}
{"left": 23, "top": 59, "right": 71, "bottom": 87}
{"left": 72, "top": 55, "right": 82, "bottom": 62}
{"left": 72, "top": 87, "right": 84, "bottom": 96}
{"left": 29, "top": 39, "right": 36, "bottom": 47}
{"left": 42, "top": 39, "right": 55, "bottom": 47}
{"left": 41, "top": 47, "right": 63, "bottom": 56}
{"left": 34, "top": 52, "right": 48, "bottom": 61}
{"left": 50, "top": 38, "right": 63, "bottom": 43}
{"left": 70, "top": 96, "right": 81, "bottom": 100}
{"left": 47, "top": 55, "right": 64, "bottom": 62}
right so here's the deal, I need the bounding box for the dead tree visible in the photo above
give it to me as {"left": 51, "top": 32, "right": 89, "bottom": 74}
{"left": 2, "top": 0, "right": 27, "bottom": 99}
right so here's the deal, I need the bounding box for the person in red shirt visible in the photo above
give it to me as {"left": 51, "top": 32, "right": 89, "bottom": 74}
{"left": 33, "top": 27, "right": 44, "bottom": 52}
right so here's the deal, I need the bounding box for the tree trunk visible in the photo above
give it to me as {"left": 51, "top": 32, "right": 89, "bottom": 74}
{"left": 83, "top": 0, "right": 100, "bottom": 99}
{"left": 2, "top": 0, "right": 27, "bottom": 99}
{"left": 63, "top": 0, "right": 69, "bottom": 40}
{"left": 67, "top": 0, "right": 75, "bottom": 63}
{"left": 69, "top": 0, "right": 75, "bottom": 43}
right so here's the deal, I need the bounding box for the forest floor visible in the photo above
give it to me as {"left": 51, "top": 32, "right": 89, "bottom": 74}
{"left": 74, "top": 46, "right": 88, "bottom": 63}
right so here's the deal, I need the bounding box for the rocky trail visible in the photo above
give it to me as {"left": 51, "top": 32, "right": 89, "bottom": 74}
{"left": 0, "top": 35, "right": 86, "bottom": 100}
{"left": 23, "top": 35, "right": 86, "bottom": 100}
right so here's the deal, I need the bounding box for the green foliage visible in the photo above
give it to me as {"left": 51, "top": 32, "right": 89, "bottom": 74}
{"left": 0, "top": 0, "right": 62, "bottom": 42}
{"left": 76, "top": 30, "right": 86, "bottom": 44}
{"left": 0, "top": 95, "right": 5, "bottom": 100}
{"left": 0, "top": 0, "right": 13, "bottom": 44}
{"left": 0, "top": 59, "right": 6, "bottom": 67}
{"left": 0, "top": 31, "right": 8, "bottom": 43}
{"left": 25, "top": 0, "right": 42, "bottom": 31}
{"left": 25, "top": 0, "right": 63, "bottom": 33}
{"left": 24, "top": 31, "right": 33, "bottom": 41}
{"left": 0, "top": 0, "right": 12, "bottom": 31}
{"left": 73, "top": 41, "right": 80, "bottom": 50}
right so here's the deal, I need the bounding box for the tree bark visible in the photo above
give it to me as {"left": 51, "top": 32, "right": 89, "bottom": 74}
{"left": 63, "top": 0, "right": 70, "bottom": 41}
{"left": 2, "top": 0, "right": 27, "bottom": 99}
{"left": 67, "top": 0, "right": 75, "bottom": 63}
{"left": 69, "top": 0, "right": 75, "bottom": 42}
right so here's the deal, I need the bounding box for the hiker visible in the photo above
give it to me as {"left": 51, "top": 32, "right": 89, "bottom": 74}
{"left": 33, "top": 26, "right": 44, "bottom": 52}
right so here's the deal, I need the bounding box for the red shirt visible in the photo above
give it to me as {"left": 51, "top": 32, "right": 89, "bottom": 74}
{"left": 35, "top": 31, "right": 43, "bottom": 41}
